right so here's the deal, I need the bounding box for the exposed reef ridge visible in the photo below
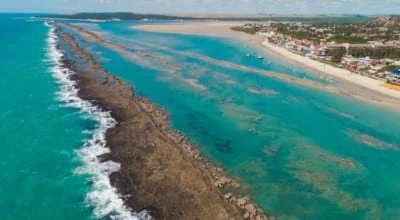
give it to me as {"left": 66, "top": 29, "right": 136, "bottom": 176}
{"left": 55, "top": 22, "right": 272, "bottom": 220}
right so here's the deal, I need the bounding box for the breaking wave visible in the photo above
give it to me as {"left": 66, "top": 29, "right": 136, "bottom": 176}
{"left": 45, "top": 22, "right": 151, "bottom": 220}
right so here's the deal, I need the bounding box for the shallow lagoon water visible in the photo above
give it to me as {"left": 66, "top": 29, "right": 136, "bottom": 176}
{"left": 2, "top": 13, "right": 400, "bottom": 219}
{"left": 67, "top": 21, "right": 400, "bottom": 219}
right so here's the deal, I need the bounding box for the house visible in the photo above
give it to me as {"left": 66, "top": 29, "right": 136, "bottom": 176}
{"left": 357, "top": 61, "right": 370, "bottom": 71}
{"left": 360, "top": 56, "right": 371, "bottom": 62}
{"left": 370, "top": 64, "right": 385, "bottom": 73}
{"left": 341, "top": 56, "right": 359, "bottom": 65}
{"left": 348, "top": 44, "right": 372, "bottom": 49}
{"left": 383, "top": 58, "right": 395, "bottom": 64}
{"left": 312, "top": 45, "right": 327, "bottom": 56}
{"left": 393, "top": 61, "right": 400, "bottom": 66}
{"left": 347, "top": 62, "right": 358, "bottom": 70}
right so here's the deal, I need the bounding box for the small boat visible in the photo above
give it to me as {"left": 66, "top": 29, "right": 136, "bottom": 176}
{"left": 246, "top": 53, "right": 251, "bottom": 57}
{"left": 257, "top": 56, "right": 264, "bottom": 60}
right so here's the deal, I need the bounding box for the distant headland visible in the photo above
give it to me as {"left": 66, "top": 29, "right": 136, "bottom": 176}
{"left": 37, "top": 12, "right": 375, "bottom": 22}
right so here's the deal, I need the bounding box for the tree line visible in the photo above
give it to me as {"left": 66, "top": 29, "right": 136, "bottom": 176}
{"left": 348, "top": 47, "right": 400, "bottom": 59}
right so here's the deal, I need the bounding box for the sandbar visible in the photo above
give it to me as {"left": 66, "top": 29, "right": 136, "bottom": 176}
{"left": 134, "top": 22, "right": 400, "bottom": 102}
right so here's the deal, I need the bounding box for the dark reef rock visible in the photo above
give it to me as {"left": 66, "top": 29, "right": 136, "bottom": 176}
{"left": 55, "top": 22, "right": 270, "bottom": 220}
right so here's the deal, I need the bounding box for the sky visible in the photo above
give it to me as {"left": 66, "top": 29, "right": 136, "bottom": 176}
{"left": 1, "top": 0, "right": 400, "bottom": 14}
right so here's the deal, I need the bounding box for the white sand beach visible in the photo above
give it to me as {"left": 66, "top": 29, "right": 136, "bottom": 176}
{"left": 133, "top": 22, "right": 265, "bottom": 44}
{"left": 133, "top": 22, "right": 400, "bottom": 100}
{"left": 261, "top": 41, "right": 400, "bottom": 99}
{"left": 133, "top": 22, "right": 243, "bottom": 37}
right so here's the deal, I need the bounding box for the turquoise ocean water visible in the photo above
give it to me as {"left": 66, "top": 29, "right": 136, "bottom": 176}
{"left": 0, "top": 14, "right": 93, "bottom": 219}
{"left": 0, "top": 14, "right": 146, "bottom": 220}
{"left": 2, "top": 13, "right": 400, "bottom": 220}
{"left": 69, "top": 21, "right": 400, "bottom": 219}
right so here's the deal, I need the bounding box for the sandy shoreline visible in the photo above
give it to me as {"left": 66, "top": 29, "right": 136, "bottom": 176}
{"left": 63, "top": 22, "right": 400, "bottom": 109}
{"left": 56, "top": 23, "right": 270, "bottom": 220}
{"left": 133, "top": 21, "right": 244, "bottom": 37}
{"left": 134, "top": 22, "right": 400, "bottom": 101}
{"left": 261, "top": 41, "right": 400, "bottom": 99}
{"left": 133, "top": 21, "right": 265, "bottom": 45}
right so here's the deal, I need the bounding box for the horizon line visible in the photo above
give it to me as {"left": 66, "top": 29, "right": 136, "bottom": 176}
{"left": 2, "top": 11, "right": 400, "bottom": 16}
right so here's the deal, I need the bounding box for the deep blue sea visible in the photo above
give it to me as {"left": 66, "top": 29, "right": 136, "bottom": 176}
{"left": 2, "top": 14, "right": 400, "bottom": 219}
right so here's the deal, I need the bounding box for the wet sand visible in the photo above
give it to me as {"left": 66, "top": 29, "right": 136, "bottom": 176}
{"left": 55, "top": 23, "right": 269, "bottom": 220}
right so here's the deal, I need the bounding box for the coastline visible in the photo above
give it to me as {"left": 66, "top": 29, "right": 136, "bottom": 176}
{"left": 132, "top": 21, "right": 265, "bottom": 45}
{"left": 261, "top": 40, "right": 400, "bottom": 99}
{"left": 66, "top": 22, "right": 400, "bottom": 110}
{"left": 55, "top": 23, "right": 270, "bottom": 220}
{"left": 133, "top": 22, "right": 400, "bottom": 101}
{"left": 47, "top": 23, "right": 146, "bottom": 219}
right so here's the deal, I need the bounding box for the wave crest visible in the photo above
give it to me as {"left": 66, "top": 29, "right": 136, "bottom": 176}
{"left": 45, "top": 23, "right": 151, "bottom": 220}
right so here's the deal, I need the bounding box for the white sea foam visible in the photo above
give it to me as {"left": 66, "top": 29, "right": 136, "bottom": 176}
{"left": 45, "top": 24, "right": 152, "bottom": 220}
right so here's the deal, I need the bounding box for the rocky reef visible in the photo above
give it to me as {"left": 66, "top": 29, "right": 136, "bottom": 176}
{"left": 55, "top": 22, "right": 271, "bottom": 220}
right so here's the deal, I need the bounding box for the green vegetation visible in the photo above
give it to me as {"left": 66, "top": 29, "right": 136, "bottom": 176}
{"left": 328, "top": 48, "right": 347, "bottom": 62}
{"left": 348, "top": 47, "right": 400, "bottom": 59}
{"left": 239, "top": 15, "right": 372, "bottom": 24}
{"left": 274, "top": 23, "right": 321, "bottom": 42}
{"left": 329, "top": 36, "right": 367, "bottom": 44}
{"left": 268, "top": 16, "right": 400, "bottom": 48}
{"left": 367, "top": 16, "right": 400, "bottom": 28}
{"left": 230, "top": 26, "right": 260, "bottom": 35}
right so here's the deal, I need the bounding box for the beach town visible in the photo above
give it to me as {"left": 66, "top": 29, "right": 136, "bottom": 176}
{"left": 233, "top": 17, "right": 400, "bottom": 88}
{"left": 4, "top": 2, "right": 400, "bottom": 217}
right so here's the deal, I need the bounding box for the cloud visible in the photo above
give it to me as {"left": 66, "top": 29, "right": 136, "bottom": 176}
{"left": 1, "top": 0, "right": 400, "bottom": 14}
{"left": 118, "top": 0, "right": 400, "bottom": 14}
